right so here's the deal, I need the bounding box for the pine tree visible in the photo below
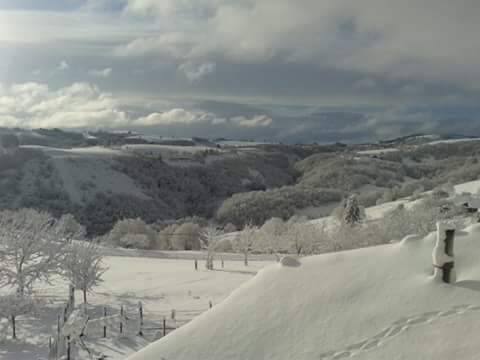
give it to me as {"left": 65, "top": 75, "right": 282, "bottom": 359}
{"left": 343, "top": 195, "right": 362, "bottom": 226}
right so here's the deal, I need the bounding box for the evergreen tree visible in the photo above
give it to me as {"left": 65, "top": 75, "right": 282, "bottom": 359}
{"left": 343, "top": 194, "right": 362, "bottom": 226}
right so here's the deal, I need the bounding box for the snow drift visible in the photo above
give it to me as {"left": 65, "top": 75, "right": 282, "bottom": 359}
{"left": 128, "top": 223, "right": 480, "bottom": 360}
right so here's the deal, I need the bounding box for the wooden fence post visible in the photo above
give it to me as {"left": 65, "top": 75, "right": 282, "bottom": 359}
{"left": 69, "top": 284, "right": 75, "bottom": 311}
{"left": 433, "top": 222, "right": 456, "bottom": 283}
{"left": 194, "top": 258, "right": 198, "bottom": 271}
{"left": 163, "top": 316, "right": 166, "bottom": 337}
{"left": 221, "top": 257, "right": 224, "bottom": 268}
{"left": 66, "top": 337, "right": 71, "bottom": 360}
{"left": 11, "top": 315, "right": 16, "bottom": 339}
{"left": 137, "top": 302, "right": 143, "bottom": 336}
{"left": 209, "top": 300, "right": 213, "bottom": 309}
{"left": 57, "top": 314, "right": 62, "bottom": 358}
{"left": 120, "top": 306, "right": 124, "bottom": 334}
{"left": 103, "top": 307, "right": 107, "bottom": 338}
{"left": 48, "top": 337, "right": 54, "bottom": 360}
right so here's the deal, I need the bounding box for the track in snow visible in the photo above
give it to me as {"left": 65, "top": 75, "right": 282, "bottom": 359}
{"left": 319, "top": 304, "right": 480, "bottom": 359}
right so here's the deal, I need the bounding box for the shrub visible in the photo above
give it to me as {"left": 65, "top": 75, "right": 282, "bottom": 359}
{"left": 107, "top": 218, "right": 156, "bottom": 249}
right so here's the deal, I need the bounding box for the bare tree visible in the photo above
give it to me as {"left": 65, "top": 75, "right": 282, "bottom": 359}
{"left": 0, "top": 293, "right": 35, "bottom": 339}
{"left": 235, "top": 224, "right": 258, "bottom": 266}
{"left": 63, "top": 241, "right": 108, "bottom": 304}
{"left": 200, "top": 226, "right": 224, "bottom": 270}
{"left": 0, "top": 209, "right": 83, "bottom": 296}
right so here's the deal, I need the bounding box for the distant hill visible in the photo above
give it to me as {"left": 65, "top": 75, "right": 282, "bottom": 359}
{"left": 2, "top": 128, "right": 480, "bottom": 237}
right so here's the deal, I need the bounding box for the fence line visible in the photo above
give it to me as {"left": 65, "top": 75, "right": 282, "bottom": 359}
{"left": 48, "top": 289, "right": 212, "bottom": 359}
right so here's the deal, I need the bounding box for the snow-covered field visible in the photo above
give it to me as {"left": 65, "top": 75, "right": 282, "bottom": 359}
{"left": 130, "top": 223, "right": 480, "bottom": 360}
{"left": 21, "top": 145, "right": 123, "bottom": 157}
{"left": 126, "top": 180, "right": 480, "bottom": 360}
{"left": 121, "top": 144, "right": 220, "bottom": 155}
{"left": 0, "top": 256, "right": 272, "bottom": 360}
{"left": 357, "top": 148, "right": 399, "bottom": 155}
{"left": 427, "top": 138, "right": 480, "bottom": 145}
{"left": 217, "top": 140, "right": 269, "bottom": 147}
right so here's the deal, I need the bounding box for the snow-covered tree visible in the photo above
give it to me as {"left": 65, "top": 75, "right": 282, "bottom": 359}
{"left": 343, "top": 195, "right": 362, "bottom": 226}
{"left": 223, "top": 223, "right": 237, "bottom": 233}
{"left": 172, "top": 223, "right": 202, "bottom": 250}
{"left": 380, "top": 198, "right": 465, "bottom": 242}
{"left": 0, "top": 209, "right": 83, "bottom": 296}
{"left": 258, "top": 218, "right": 289, "bottom": 259}
{"left": 0, "top": 293, "right": 35, "bottom": 339}
{"left": 234, "top": 224, "right": 258, "bottom": 266}
{"left": 157, "top": 224, "right": 179, "bottom": 250}
{"left": 107, "top": 218, "right": 156, "bottom": 249}
{"left": 200, "top": 226, "right": 224, "bottom": 270}
{"left": 63, "top": 241, "right": 107, "bottom": 304}
{"left": 285, "top": 217, "right": 317, "bottom": 256}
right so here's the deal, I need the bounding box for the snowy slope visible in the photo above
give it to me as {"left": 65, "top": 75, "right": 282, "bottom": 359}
{"left": 427, "top": 138, "right": 480, "bottom": 145}
{"left": 129, "top": 223, "right": 480, "bottom": 360}
{"left": 20, "top": 145, "right": 148, "bottom": 204}
{"left": 454, "top": 180, "right": 480, "bottom": 195}
{"left": 357, "top": 148, "right": 399, "bottom": 155}
{"left": 0, "top": 257, "right": 271, "bottom": 360}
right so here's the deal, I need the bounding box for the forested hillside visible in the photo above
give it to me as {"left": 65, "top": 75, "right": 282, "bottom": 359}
{"left": 3, "top": 128, "right": 480, "bottom": 237}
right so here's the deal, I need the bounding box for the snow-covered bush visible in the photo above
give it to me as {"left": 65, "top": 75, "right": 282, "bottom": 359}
{"left": 156, "top": 224, "right": 179, "bottom": 250}
{"left": 119, "top": 233, "right": 151, "bottom": 249}
{"left": 107, "top": 218, "right": 156, "bottom": 249}
{"left": 0, "top": 209, "right": 83, "bottom": 295}
{"left": 63, "top": 241, "right": 107, "bottom": 303}
{"left": 223, "top": 223, "right": 237, "bottom": 233}
{"left": 379, "top": 197, "right": 467, "bottom": 242}
{"left": 171, "top": 223, "right": 202, "bottom": 250}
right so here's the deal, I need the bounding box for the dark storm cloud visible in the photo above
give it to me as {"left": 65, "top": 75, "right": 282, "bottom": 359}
{"left": 0, "top": 0, "right": 479, "bottom": 142}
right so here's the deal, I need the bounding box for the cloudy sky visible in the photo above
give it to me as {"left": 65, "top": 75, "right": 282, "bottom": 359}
{"left": 0, "top": 0, "right": 479, "bottom": 143}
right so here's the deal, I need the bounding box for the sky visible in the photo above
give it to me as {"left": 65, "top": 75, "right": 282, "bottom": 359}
{"left": 0, "top": 0, "right": 479, "bottom": 143}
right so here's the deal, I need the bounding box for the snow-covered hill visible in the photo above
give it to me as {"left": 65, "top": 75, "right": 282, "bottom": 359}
{"left": 129, "top": 223, "right": 480, "bottom": 360}
{"left": 21, "top": 145, "right": 149, "bottom": 204}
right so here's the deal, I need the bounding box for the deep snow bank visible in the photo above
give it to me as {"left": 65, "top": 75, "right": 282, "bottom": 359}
{"left": 129, "top": 223, "right": 480, "bottom": 360}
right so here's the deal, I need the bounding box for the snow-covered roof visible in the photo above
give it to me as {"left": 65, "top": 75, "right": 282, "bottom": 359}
{"left": 128, "top": 223, "right": 480, "bottom": 360}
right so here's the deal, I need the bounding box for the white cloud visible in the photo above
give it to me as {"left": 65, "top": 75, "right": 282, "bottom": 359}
{"left": 178, "top": 61, "right": 216, "bottom": 81}
{"left": 135, "top": 110, "right": 272, "bottom": 128}
{"left": 0, "top": 82, "right": 127, "bottom": 128}
{"left": 135, "top": 109, "right": 224, "bottom": 126}
{"left": 114, "top": 33, "right": 194, "bottom": 59}
{"left": 88, "top": 68, "right": 113, "bottom": 78}
{"left": 230, "top": 115, "right": 273, "bottom": 128}
{"left": 0, "top": 82, "right": 247, "bottom": 129}
{"left": 57, "top": 60, "right": 70, "bottom": 71}
{"left": 119, "top": 0, "right": 480, "bottom": 91}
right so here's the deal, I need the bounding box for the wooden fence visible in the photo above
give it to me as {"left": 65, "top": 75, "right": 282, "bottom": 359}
{"left": 48, "top": 289, "right": 211, "bottom": 360}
